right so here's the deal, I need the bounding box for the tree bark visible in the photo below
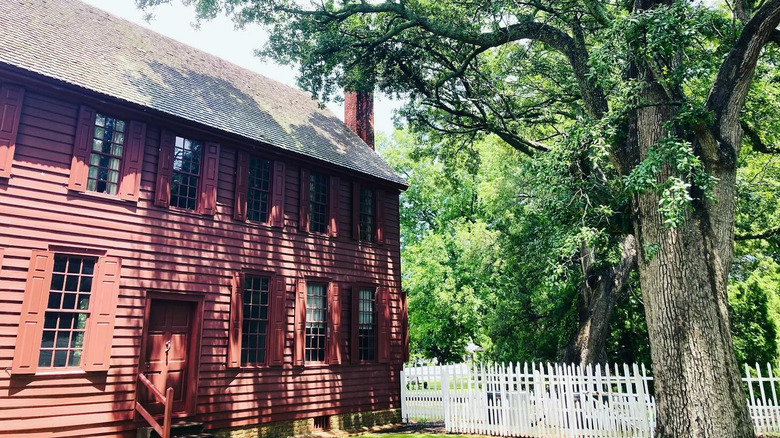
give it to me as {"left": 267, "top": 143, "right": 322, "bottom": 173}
{"left": 562, "top": 235, "right": 637, "bottom": 366}
{"left": 631, "top": 75, "right": 753, "bottom": 437}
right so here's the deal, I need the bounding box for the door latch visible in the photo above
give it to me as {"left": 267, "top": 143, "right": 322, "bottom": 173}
{"left": 165, "top": 340, "right": 171, "bottom": 355}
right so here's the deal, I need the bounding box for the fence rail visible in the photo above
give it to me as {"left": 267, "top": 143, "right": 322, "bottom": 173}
{"left": 401, "top": 361, "right": 780, "bottom": 437}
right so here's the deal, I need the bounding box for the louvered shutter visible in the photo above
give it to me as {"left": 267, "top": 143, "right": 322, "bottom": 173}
{"left": 299, "top": 169, "right": 310, "bottom": 232}
{"left": 197, "top": 142, "right": 220, "bottom": 215}
{"left": 67, "top": 105, "right": 97, "bottom": 192}
{"left": 328, "top": 282, "right": 342, "bottom": 364}
{"left": 227, "top": 272, "right": 244, "bottom": 369}
{"left": 233, "top": 150, "right": 249, "bottom": 221}
{"left": 351, "top": 285, "right": 360, "bottom": 364}
{"left": 118, "top": 121, "right": 147, "bottom": 202}
{"left": 352, "top": 183, "right": 361, "bottom": 240}
{"left": 375, "top": 190, "right": 385, "bottom": 244}
{"left": 154, "top": 130, "right": 175, "bottom": 207}
{"left": 11, "top": 250, "right": 55, "bottom": 375}
{"left": 377, "top": 286, "right": 391, "bottom": 363}
{"left": 81, "top": 256, "right": 121, "bottom": 372}
{"left": 0, "top": 85, "right": 24, "bottom": 179}
{"left": 268, "top": 275, "right": 287, "bottom": 366}
{"left": 294, "top": 279, "right": 306, "bottom": 366}
{"left": 328, "top": 176, "right": 340, "bottom": 237}
{"left": 269, "top": 160, "right": 286, "bottom": 227}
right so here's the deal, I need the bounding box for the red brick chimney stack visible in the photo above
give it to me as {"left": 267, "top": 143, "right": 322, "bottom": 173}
{"left": 344, "top": 91, "right": 375, "bottom": 149}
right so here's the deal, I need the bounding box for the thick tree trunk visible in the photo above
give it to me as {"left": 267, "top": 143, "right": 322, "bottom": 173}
{"left": 631, "top": 77, "right": 752, "bottom": 437}
{"left": 562, "top": 235, "right": 637, "bottom": 366}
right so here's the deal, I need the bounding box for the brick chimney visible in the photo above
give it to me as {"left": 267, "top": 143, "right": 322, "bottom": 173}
{"left": 344, "top": 91, "right": 374, "bottom": 149}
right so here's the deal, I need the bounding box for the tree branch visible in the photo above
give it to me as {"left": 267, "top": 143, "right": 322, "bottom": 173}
{"left": 704, "top": 0, "right": 780, "bottom": 165}
{"left": 735, "top": 226, "right": 780, "bottom": 240}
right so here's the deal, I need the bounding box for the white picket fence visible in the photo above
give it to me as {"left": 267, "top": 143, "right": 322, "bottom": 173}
{"left": 400, "top": 361, "right": 780, "bottom": 437}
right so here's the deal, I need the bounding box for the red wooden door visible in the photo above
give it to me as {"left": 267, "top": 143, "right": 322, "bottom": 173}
{"left": 142, "top": 299, "right": 195, "bottom": 413}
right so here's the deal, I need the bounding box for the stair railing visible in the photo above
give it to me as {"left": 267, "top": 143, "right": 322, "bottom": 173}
{"left": 136, "top": 373, "right": 174, "bottom": 438}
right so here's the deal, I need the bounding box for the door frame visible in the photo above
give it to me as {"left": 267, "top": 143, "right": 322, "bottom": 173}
{"left": 137, "top": 290, "right": 205, "bottom": 417}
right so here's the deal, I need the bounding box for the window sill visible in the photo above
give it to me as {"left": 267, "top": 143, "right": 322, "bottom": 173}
{"left": 71, "top": 190, "right": 136, "bottom": 205}
{"left": 7, "top": 368, "right": 102, "bottom": 378}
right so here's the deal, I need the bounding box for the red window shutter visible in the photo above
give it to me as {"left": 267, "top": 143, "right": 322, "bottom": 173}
{"left": 402, "top": 291, "right": 410, "bottom": 363}
{"left": 294, "top": 278, "right": 306, "bottom": 366}
{"left": 328, "top": 176, "right": 340, "bottom": 237}
{"left": 198, "top": 142, "right": 220, "bottom": 215}
{"left": 0, "top": 85, "right": 24, "bottom": 179}
{"left": 299, "top": 169, "right": 310, "bottom": 232}
{"left": 233, "top": 150, "right": 249, "bottom": 221}
{"left": 11, "top": 250, "right": 55, "bottom": 375}
{"left": 352, "top": 183, "right": 360, "bottom": 240}
{"left": 375, "top": 190, "right": 385, "bottom": 244}
{"left": 118, "top": 120, "right": 147, "bottom": 202}
{"left": 268, "top": 275, "right": 287, "bottom": 366}
{"left": 351, "top": 285, "right": 360, "bottom": 364}
{"left": 81, "top": 256, "right": 121, "bottom": 372}
{"left": 154, "top": 129, "right": 176, "bottom": 207}
{"left": 67, "top": 105, "right": 97, "bottom": 192}
{"left": 227, "top": 272, "right": 244, "bottom": 369}
{"left": 377, "top": 286, "right": 391, "bottom": 364}
{"left": 328, "top": 282, "right": 342, "bottom": 364}
{"left": 269, "top": 160, "right": 286, "bottom": 227}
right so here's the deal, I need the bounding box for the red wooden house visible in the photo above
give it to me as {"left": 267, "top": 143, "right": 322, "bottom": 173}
{"left": 0, "top": 1, "right": 408, "bottom": 437}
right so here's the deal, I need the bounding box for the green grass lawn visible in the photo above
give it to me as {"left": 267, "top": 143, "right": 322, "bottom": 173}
{"left": 361, "top": 434, "right": 470, "bottom": 438}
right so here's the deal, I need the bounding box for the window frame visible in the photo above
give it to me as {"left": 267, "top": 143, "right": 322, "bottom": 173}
{"left": 169, "top": 135, "right": 203, "bottom": 211}
{"left": 304, "top": 280, "right": 329, "bottom": 364}
{"left": 239, "top": 272, "right": 273, "bottom": 367}
{"left": 352, "top": 283, "right": 379, "bottom": 364}
{"left": 85, "top": 112, "right": 128, "bottom": 197}
{"left": 308, "top": 172, "right": 329, "bottom": 235}
{"left": 37, "top": 253, "right": 99, "bottom": 370}
{"left": 245, "top": 154, "right": 273, "bottom": 224}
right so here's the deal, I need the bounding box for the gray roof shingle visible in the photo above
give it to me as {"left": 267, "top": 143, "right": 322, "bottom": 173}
{"left": 0, "top": 0, "right": 406, "bottom": 187}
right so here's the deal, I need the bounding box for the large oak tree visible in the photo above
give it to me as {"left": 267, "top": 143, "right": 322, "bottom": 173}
{"left": 138, "top": 0, "right": 780, "bottom": 435}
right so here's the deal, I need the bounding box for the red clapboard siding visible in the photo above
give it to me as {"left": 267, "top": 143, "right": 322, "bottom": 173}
{"left": 0, "top": 85, "right": 403, "bottom": 438}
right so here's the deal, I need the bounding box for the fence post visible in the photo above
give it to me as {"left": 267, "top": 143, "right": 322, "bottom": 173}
{"left": 400, "top": 363, "right": 408, "bottom": 423}
{"left": 442, "top": 364, "right": 451, "bottom": 432}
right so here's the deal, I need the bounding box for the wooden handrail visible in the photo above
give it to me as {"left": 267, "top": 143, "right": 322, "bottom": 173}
{"left": 136, "top": 373, "right": 174, "bottom": 438}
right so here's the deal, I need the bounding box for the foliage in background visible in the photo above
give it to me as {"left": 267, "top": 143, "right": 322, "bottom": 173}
{"left": 380, "top": 127, "right": 780, "bottom": 367}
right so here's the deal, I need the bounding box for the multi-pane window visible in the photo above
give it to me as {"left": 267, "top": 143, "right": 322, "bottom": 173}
{"left": 309, "top": 173, "right": 328, "bottom": 233}
{"left": 87, "top": 113, "right": 125, "bottom": 195}
{"left": 39, "top": 255, "right": 96, "bottom": 368}
{"left": 170, "top": 136, "right": 202, "bottom": 210}
{"left": 305, "top": 283, "right": 327, "bottom": 362}
{"left": 241, "top": 275, "right": 270, "bottom": 365}
{"left": 359, "top": 188, "right": 374, "bottom": 242}
{"left": 357, "top": 287, "right": 376, "bottom": 361}
{"left": 247, "top": 156, "right": 271, "bottom": 222}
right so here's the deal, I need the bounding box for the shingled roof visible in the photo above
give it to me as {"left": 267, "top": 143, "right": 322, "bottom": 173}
{"left": 0, "top": 0, "right": 406, "bottom": 187}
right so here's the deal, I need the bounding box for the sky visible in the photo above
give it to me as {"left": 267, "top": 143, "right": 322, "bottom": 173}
{"left": 80, "top": 0, "right": 402, "bottom": 135}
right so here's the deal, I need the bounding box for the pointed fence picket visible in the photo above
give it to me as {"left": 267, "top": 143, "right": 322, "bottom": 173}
{"left": 402, "top": 361, "right": 780, "bottom": 437}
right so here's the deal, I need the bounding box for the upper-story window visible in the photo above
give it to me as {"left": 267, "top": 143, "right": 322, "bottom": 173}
{"left": 247, "top": 156, "right": 272, "bottom": 222}
{"left": 357, "top": 287, "right": 377, "bottom": 361}
{"left": 171, "top": 136, "right": 202, "bottom": 210}
{"left": 305, "top": 282, "right": 328, "bottom": 362}
{"left": 39, "top": 254, "right": 96, "bottom": 368}
{"left": 309, "top": 173, "right": 329, "bottom": 234}
{"left": 87, "top": 114, "right": 125, "bottom": 195}
{"left": 359, "top": 188, "right": 374, "bottom": 242}
{"left": 242, "top": 275, "right": 270, "bottom": 365}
